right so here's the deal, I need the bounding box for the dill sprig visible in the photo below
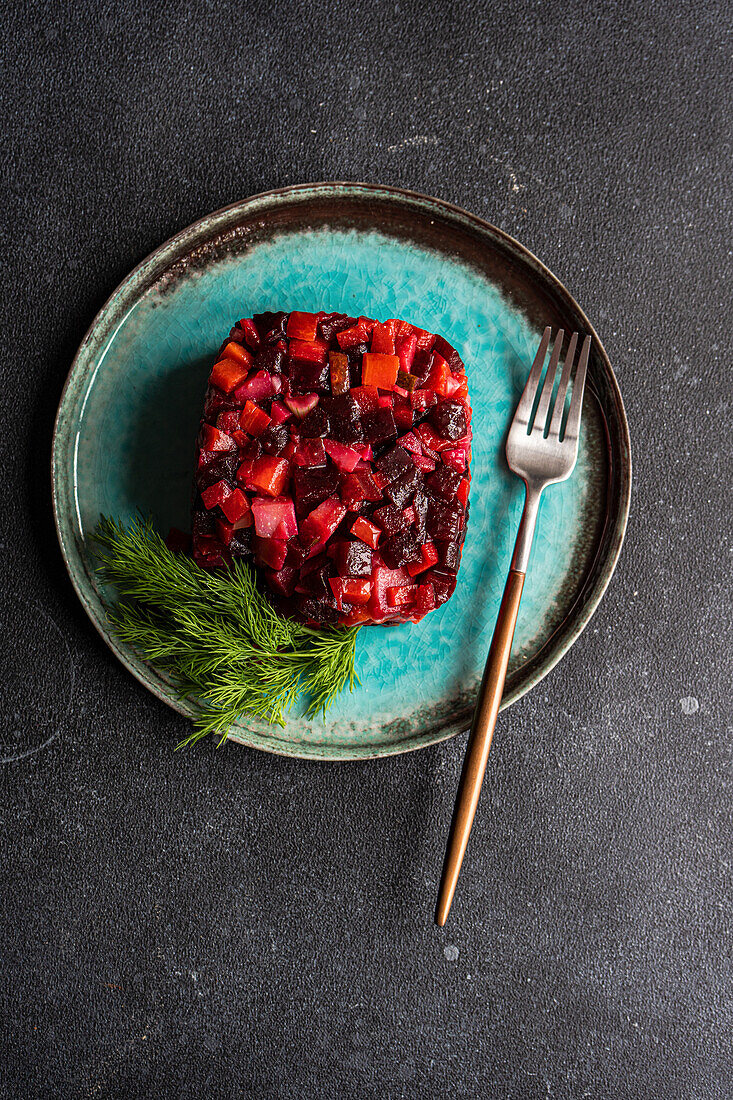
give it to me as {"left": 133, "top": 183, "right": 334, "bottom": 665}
{"left": 91, "top": 515, "right": 360, "bottom": 746}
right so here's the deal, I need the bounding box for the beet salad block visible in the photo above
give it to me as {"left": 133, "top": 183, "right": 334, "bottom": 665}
{"left": 192, "top": 310, "right": 472, "bottom": 626}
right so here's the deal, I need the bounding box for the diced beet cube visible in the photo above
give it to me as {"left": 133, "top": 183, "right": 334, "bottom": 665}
{"left": 293, "top": 466, "right": 340, "bottom": 512}
{"left": 406, "top": 541, "right": 440, "bottom": 576}
{"left": 350, "top": 386, "right": 380, "bottom": 413}
{"left": 297, "top": 595, "right": 341, "bottom": 625}
{"left": 385, "top": 466, "right": 422, "bottom": 509}
{"left": 441, "top": 446, "right": 468, "bottom": 473}
{"left": 300, "top": 498, "right": 347, "bottom": 546}
{"left": 251, "top": 497, "right": 298, "bottom": 541}
{"left": 329, "top": 393, "right": 364, "bottom": 443}
{"left": 387, "top": 584, "right": 417, "bottom": 608}
{"left": 427, "top": 465, "right": 462, "bottom": 500}
{"left": 266, "top": 566, "right": 297, "bottom": 598}
{"left": 195, "top": 451, "right": 239, "bottom": 491}
{"left": 368, "top": 564, "right": 412, "bottom": 621}
{"left": 336, "top": 320, "right": 371, "bottom": 349}
{"left": 220, "top": 488, "right": 251, "bottom": 524}
{"left": 253, "top": 311, "right": 287, "bottom": 344}
{"left": 424, "top": 569, "right": 455, "bottom": 606}
{"left": 411, "top": 453, "right": 436, "bottom": 473}
{"left": 270, "top": 400, "right": 292, "bottom": 424}
{"left": 340, "top": 468, "right": 383, "bottom": 509}
{"left": 200, "top": 479, "right": 233, "bottom": 511}
{"left": 350, "top": 516, "right": 381, "bottom": 549}
{"left": 229, "top": 527, "right": 253, "bottom": 557}
{"left": 289, "top": 356, "right": 330, "bottom": 395}
{"left": 457, "top": 478, "right": 470, "bottom": 507}
{"left": 438, "top": 538, "right": 462, "bottom": 571}
{"left": 216, "top": 410, "right": 241, "bottom": 434}
{"left": 382, "top": 528, "right": 422, "bottom": 569}
{"left": 429, "top": 399, "right": 468, "bottom": 441}
{"left": 253, "top": 536, "right": 289, "bottom": 570}
{"left": 299, "top": 559, "right": 332, "bottom": 597}
{"left": 362, "top": 407, "right": 397, "bottom": 447}
{"left": 289, "top": 338, "right": 328, "bottom": 366}
{"left": 192, "top": 509, "right": 216, "bottom": 537}
{"left": 286, "top": 311, "right": 320, "bottom": 341}
{"left": 371, "top": 320, "right": 398, "bottom": 355}
{"left": 249, "top": 456, "right": 290, "bottom": 498}
{"left": 333, "top": 539, "right": 372, "bottom": 578}
{"left": 292, "top": 437, "right": 327, "bottom": 467}
{"left": 413, "top": 582, "right": 437, "bottom": 615}
{"left": 375, "top": 445, "right": 413, "bottom": 483}
{"left": 260, "top": 423, "right": 290, "bottom": 455}
{"left": 324, "top": 439, "right": 361, "bottom": 472}
{"left": 426, "top": 496, "right": 464, "bottom": 541}
{"left": 415, "top": 422, "right": 452, "bottom": 453}
{"left": 318, "top": 313, "right": 355, "bottom": 342}
{"left": 396, "top": 333, "right": 418, "bottom": 372}
{"left": 339, "top": 578, "right": 371, "bottom": 605}
{"left": 299, "top": 405, "right": 331, "bottom": 438}
{"left": 253, "top": 344, "right": 286, "bottom": 375}
{"left": 373, "top": 504, "right": 404, "bottom": 537}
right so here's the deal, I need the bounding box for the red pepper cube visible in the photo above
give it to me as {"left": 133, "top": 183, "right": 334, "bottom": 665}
{"left": 406, "top": 541, "right": 440, "bottom": 576}
{"left": 199, "top": 424, "right": 236, "bottom": 452}
{"left": 219, "top": 487, "right": 251, "bottom": 524}
{"left": 329, "top": 351, "right": 349, "bottom": 396}
{"left": 239, "top": 400, "right": 272, "bottom": 437}
{"left": 362, "top": 353, "right": 399, "bottom": 390}
{"left": 371, "top": 321, "right": 397, "bottom": 355}
{"left": 200, "top": 479, "right": 233, "bottom": 511}
{"left": 286, "top": 311, "right": 320, "bottom": 341}
{"left": 350, "top": 516, "right": 381, "bottom": 549}
{"left": 289, "top": 338, "right": 329, "bottom": 365}
{"left": 249, "top": 456, "right": 290, "bottom": 498}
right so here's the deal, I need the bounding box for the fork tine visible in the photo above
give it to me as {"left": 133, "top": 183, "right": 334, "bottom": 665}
{"left": 513, "top": 327, "right": 552, "bottom": 428}
{"left": 548, "top": 332, "right": 578, "bottom": 438}
{"left": 531, "top": 329, "right": 564, "bottom": 435}
{"left": 563, "top": 335, "right": 591, "bottom": 441}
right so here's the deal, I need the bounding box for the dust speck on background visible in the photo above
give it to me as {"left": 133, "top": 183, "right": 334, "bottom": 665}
{"left": 680, "top": 696, "right": 699, "bottom": 715}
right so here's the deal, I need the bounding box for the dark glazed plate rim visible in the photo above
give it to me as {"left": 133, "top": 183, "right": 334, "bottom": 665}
{"left": 51, "top": 182, "right": 632, "bottom": 760}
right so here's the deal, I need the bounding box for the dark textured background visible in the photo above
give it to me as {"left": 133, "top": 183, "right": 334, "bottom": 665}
{"left": 1, "top": 1, "right": 731, "bottom": 1097}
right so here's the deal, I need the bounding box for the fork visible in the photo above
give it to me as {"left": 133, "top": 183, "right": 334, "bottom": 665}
{"left": 435, "top": 327, "right": 591, "bottom": 925}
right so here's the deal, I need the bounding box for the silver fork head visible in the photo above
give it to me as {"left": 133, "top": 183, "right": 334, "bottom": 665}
{"left": 506, "top": 327, "right": 591, "bottom": 488}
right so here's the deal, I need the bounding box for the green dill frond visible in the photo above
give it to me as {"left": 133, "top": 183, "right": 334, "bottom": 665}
{"left": 91, "top": 515, "right": 361, "bottom": 744}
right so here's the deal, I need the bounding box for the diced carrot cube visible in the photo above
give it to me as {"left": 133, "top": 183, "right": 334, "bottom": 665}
{"left": 239, "top": 400, "right": 272, "bottom": 436}
{"left": 209, "top": 358, "right": 250, "bottom": 394}
{"left": 362, "top": 353, "right": 399, "bottom": 390}
{"left": 249, "top": 456, "right": 290, "bottom": 498}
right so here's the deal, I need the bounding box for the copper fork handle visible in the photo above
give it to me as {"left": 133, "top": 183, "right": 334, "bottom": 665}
{"left": 435, "top": 568, "right": 526, "bottom": 926}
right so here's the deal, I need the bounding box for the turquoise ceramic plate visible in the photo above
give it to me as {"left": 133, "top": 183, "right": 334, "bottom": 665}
{"left": 52, "top": 183, "right": 631, "bottom": 760}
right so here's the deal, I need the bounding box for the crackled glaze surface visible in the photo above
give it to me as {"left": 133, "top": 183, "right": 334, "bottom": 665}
{"left": 53, "top": 188, "right": 629, "bottom": 758}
